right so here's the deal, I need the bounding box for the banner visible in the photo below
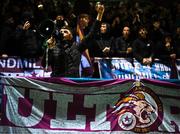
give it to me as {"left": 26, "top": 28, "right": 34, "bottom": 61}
{"left": 96, "top": 58, "right": 178, "bottom": 80}
{"left": 176, "top": 59, "right": 180, "bottom": 79}
{"left": 1, "top": 57, "right": 179, "bottom": 80}
{"left": 0, "top": 57, "right": 51, "bottom": 77}
{"left": 0, "top": 77, "right": 180, "bottom": 133}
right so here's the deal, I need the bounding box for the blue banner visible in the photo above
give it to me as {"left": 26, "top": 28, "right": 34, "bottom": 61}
{"left": 96, "top": 58, "right": 174, "bottom": 80}
{"left": 176, "top": 59, "right": 180, "bottom": 79}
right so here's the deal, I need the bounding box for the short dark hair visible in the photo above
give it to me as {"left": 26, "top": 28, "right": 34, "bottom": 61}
{"left": 138, "top": 25, "right": 148, "bottom": 31}
{"left": 61, "top": 25, "right": 72, "bottom": 33}
{"left": 79, "top": 13, "right": 89, "bottom": 19}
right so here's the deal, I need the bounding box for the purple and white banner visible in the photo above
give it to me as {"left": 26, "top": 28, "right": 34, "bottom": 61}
{"left": 0, "top": 77, "right": 180, "bottom": 133}
{"left": 96, "top": 58, "right": 179, "bottom": 80}
{"left": 0, "top": 56, "right": 51, "bottom": 77}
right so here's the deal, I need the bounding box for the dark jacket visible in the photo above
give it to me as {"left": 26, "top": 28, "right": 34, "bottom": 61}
{"left": 0, "top": 21, "right": 17, "bottom": 56}
{"left": 113, "top": 36, "right": 133, "bottom": 58}
{"left": 43, "top": 41, "right": 82, "bottom": 77}
{"left": 42, "top": 20, "right": 100, "bottom": 77}
{"left": 174, "top": 34, "right": 180, "bottom": 59}
{"left": 155, "top": 41, "right": 176, "bottom": 63}
{"left": 88, "top": 22, "right": 114, "bottom": 57}
{"left": 15, "top": 27, "right": 43, "bottom": 58}
{"left": 132, "top": 37, "right": 154, "bottom": 63}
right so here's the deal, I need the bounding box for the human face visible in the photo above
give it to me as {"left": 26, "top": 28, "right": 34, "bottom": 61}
{"left": 153, "top": 21, "right": 160, "bottom": 29}
{"left": 165, "top": 36, "right": 172, "bottom": 43}
{"left": 80, "top": 15, "right": 89, "bottom": 28}
{"left": 100, "top": 23, "right": 107, "bottom": 34}
{"left": 122, "top": 26, "right": 130, "bottom": 38}
{"left": 60, "top": 28, "right": 72, "bottom": 40}
{"left": 139, "top": 28, "right": 147, "bottom": 38}
{"left": 176, "top": 27, "right": 180, "bottom": 35}
{"left": 56, "top": 15, "right": 64, "bottom": 21}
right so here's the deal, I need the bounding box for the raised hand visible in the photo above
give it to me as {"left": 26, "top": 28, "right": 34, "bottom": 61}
{"left": 23, "top": 21, "right": 31, "bottom": 30}
{"left": 96, "top": 3, "right": 105, "bottom": 21}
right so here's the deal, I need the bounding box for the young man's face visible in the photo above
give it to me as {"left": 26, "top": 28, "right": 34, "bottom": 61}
{"left": 100, "top": 23, "right": 107, "bottom": 34}
{"left": 60, "top": 28, "right": 72, "bottom": 40}
{"left": 79, "top": 14, "right": 90, "bottom": 28}
{"left": 139, "top": 28, "right": 147, "bottom": 38}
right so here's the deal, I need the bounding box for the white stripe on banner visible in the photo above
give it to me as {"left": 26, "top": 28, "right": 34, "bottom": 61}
{"left": 0, "top": 77, "right": 180, "bottom": 133}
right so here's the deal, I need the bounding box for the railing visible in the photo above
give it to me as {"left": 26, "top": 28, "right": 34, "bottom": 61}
{"left": 0, "top": 56, "right": 180, "bottom": 80}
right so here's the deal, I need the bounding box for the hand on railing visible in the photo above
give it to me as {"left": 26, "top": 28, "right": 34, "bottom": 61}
{"left": 143, "top": 57, "right": 152, "bottom": 65}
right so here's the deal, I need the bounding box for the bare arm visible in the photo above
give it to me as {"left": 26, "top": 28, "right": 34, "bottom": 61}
{"left": 96, "top": 3, "right": 105, "bottom": 21}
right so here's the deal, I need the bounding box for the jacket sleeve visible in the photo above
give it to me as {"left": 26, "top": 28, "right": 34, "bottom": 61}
{"left": 78, "top": 20, "right": 101, "bottom": 53}
{"left": 114, "top": 38, "right": 127, "bottom": 57}
{"left": 132, "top": 40, "right": 144, "bottom": 63}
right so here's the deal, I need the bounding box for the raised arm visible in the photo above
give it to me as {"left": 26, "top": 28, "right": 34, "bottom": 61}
{"left": 79, "top": 3, "right": 105, "bottom": 52}
{"left": 96, "top": 2, "right": 104, "bottom": 21}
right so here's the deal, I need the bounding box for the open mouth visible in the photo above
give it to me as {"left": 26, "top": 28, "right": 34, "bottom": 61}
{"left": 141, "top": 110, "right": 149, "bottom": 120}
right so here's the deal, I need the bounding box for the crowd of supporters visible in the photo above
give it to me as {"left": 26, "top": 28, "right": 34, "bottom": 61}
{"left": 0, "top": 0, "right": 179, "bottom": 77}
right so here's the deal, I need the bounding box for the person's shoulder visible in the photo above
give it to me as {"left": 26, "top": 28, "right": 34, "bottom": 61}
{"left": 132, "top": 38, "right": 139, "bottom": 43}
{"left": 72, "top": 41, "right": 80, "bottom": 49}
{"left": 115, "top": 36, "right": 123, "bottom": 41}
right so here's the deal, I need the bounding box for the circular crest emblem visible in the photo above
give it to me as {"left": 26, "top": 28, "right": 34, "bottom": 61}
{"left": 113, "top": 84, "right": 163, "bottom": 132}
